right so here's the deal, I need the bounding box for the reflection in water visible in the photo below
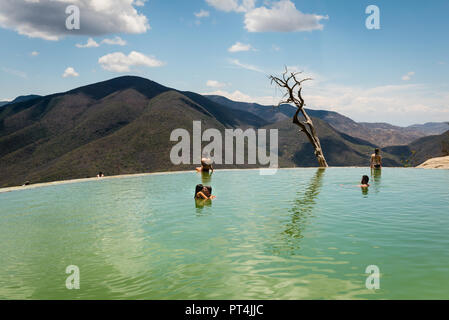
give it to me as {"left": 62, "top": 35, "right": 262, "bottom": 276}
{"left": 361, "top": 186, "right": 369, "bottom": 196}
{"left": 195, "top": 198, "right": 212, "bottom": 211}
{"left": 278, "top": 168, "right": 325, "bottom": 253}
{"left": 371, "top": 168, "right": 381, "bottom": 194}
{"left": 201, "top": 171, "right": 213, "bottom": 184}
{"left": 2, "top": 169, "right": 449, "bottom": 299}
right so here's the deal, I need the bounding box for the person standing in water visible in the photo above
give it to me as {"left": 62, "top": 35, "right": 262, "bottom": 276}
{"left": 196, "top": 157, "right": 214, "bottom": 173}
{"left": 370, "top": 148, "right": 382, "bottom": 169}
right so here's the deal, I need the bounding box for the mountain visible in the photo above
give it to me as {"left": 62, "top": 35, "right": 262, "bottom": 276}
{"left": 355, "top": 122, "right": 429, "bottom": 147}
{"left": 208, "top": 95, "right": 403, "bottom": 166}
{"left": 263, "top": 118, "right": 401, "bottom": 168}
{"left": 205, "top": 95, "right": 449, "bottom": 147}
{"left": 384, "top": 130, "right": 449, "bottom": 166}
{"left": 0, "top": 76, "right": 272, "bottom": 187}
{"left": 9, "top": 94, "right": 42, "bottom": 104}
{"left": 407, "top": 122, "right": 449, "bottom": 135}
{"left": 0, "top": 95, "right": 42, "bottom": 108}
{"left": 0, "top": 76, "right": 422, "bottom": 187}
{"left": 204, "top": 95, "right": 292, "bottom": 123}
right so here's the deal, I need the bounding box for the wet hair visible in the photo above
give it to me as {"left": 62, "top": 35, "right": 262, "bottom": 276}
{"left": 194, "top": 184, "right": 204, "bottom": 198}
{"left": 205, "top": 186, "right": 212, "bottom": 194}
{"left": 374, "top": 148, "right": 380, "bottom": 155}
{"left": 361, "top": 175, "right": 370, "bottom": 185}
{"left": 201, "top": 162, "right": 212, "bottom": 171}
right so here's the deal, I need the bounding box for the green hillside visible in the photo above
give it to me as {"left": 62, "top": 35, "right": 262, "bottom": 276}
{"left": 384, "top": 131, "right": 449, "bottom": 166}
{"left": 0, "top": 76, "right": 431, "bottom": 188}
{"left": 206, "top": 95, "right": 448, "bottom": 147}
{"left": 263, "top": 118, "right": 401, "bottom": 168}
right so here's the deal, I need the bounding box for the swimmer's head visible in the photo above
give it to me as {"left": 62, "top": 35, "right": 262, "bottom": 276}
{"left": 361, "top": 175, "right": 370, "bottom": 185}
{"left": 201, "top": 157, "right": 212, "bottom": 168}
{"left": 375, "top": 148, "right": 380, "bottom": 155}
{"left": 202, "top": 186, "right": 212, "bottom": 196}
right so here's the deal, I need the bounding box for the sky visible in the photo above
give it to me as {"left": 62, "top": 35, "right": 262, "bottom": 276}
{"left": 0, "top": 0, "right": 448, "bottom": 126}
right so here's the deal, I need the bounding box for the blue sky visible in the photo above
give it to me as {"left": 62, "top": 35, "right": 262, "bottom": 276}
{"left": 0, "top": 0, "right": 448, "bottom": 126}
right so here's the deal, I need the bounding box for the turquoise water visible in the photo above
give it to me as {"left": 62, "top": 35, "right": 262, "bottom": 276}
{"left": 0, "top": 168, "right": 448, "bottom": 299}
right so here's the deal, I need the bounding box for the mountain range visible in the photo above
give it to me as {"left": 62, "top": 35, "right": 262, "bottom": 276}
{"left": 0, "top": 95, "right": 41, "bottom": 107}
{"left": 0, "top": 76, "right": 448, "bottom": 187}
{"left": 206, "top": 95, "right": 449, "bottom": 147}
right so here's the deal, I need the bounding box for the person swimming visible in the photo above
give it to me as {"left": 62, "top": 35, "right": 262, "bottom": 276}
{"left": 370, "top": 148, "right": 382, "bottom": 169}
{"left": 196, "top": 158, "right": 214, "bottom": 173}
{"left": 97, "top": 171, "right": 105, "bottom": 178}
{"left": 359, "top": 175, "right": 370, "bottom": 187}
{"left": 194, "top": 184, "right": 215, "bottom": 200}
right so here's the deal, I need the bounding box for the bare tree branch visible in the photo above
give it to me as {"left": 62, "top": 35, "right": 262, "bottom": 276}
{"left": 269, "top": 68, "right": 328, "bottom": 167}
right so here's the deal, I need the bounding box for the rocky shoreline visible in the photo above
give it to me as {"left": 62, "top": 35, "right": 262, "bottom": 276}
{"left": 417, "top": 156, "right": 449, "bottom": 169}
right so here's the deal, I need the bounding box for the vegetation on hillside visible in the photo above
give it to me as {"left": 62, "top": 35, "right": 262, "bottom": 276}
{"left": 0, "top": 76, "right": 447, "bottom": 187}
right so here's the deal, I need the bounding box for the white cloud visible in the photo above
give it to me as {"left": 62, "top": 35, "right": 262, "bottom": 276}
{"left": 76, "top": 37, "right": 99, "bottom": 48}
{"left": 76, "top": 36, "right": 127, "bottom": 48}
{"left": 203, "top": 89, "right": 279, "bottom": 106}
{"left": 281, "top": 65, "right": 323, "bottom": 86}
{"left": 229, "top": 58, "right": 263, "bottom": 73}
{"left": 401, "top": 71, "right": 415, "bottom": 81}
{"left": 206, "top": 80, "right": 227, "bottom": 88}
{"left": 0, "top": 0, "right": 150, "bottom": 41}
{"left": 272, "top": 45, "right": 281, "bottom": 51}
{"left": 244, "top": 0, "right": 328, "bottom": 32}
{"left": 2, "top": 67, "right": 28, "bottom": 79}
{"left": 194, "top": 9, "right": 210, "bottom": 18}
{"left": 62, "top": 67, "right": 79, "bottom": 78}
{"left": 209, "top": 67, "right": 449, "bottom": 125}
{"left": 98, "top": 51, "right": 165, "bottom": 72}
{"left": 303, "top": 82, "right": 449, "bottom": 125}
{"left": 134, "top": 0, "right": 146, "bottom": 6}
{"left": 101, "top": 36, "right": 127, "bottom": 46}
{"left": 206, "top": 0, "right": 255, "bottom": 13}
{"left": 228, "top": 42, "right": 254, "bottom": 53}
{"left": 30, "top": 51, "right": 39, "bottom": 56}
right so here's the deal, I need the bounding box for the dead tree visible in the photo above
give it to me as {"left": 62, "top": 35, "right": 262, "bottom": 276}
{"left": 270, "top": 68, "right": 328, "bottom": 167}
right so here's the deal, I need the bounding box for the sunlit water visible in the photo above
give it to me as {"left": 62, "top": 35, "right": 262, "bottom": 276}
{"left": 1, "top": 168, "right": 448, "bottom": 299}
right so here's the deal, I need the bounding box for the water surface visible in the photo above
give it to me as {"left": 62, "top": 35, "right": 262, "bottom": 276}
{"left": 1, "top": 168, "right": 448, "bottom": 299}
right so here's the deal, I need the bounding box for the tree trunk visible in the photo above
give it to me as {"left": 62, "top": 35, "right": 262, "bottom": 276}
{"left": 270, "top": 69, "right": 328, "bottom": 167}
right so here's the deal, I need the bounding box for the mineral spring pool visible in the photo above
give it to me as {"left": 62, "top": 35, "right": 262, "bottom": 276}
{"left": 1, "top": 168, "right": 449, "bottom": 299}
